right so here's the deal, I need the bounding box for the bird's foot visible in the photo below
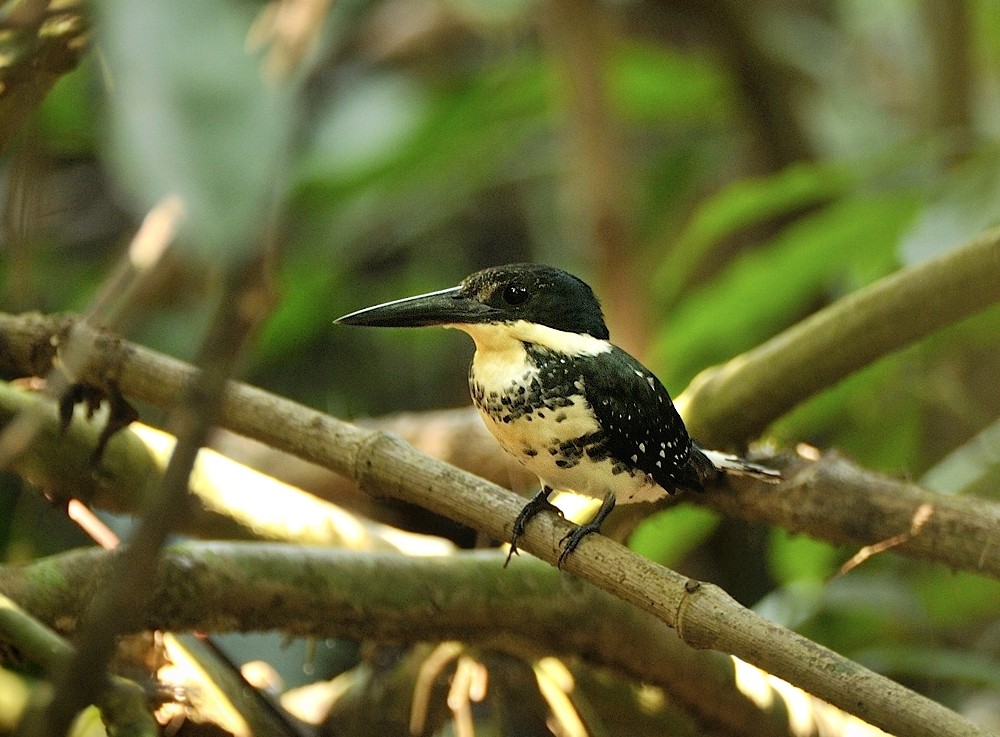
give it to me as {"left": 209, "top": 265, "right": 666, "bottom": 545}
{"left": 505, "top": 487, "right": 562, "bottom": 567}
{"left": 557, "top": 522, "right": 602, "bottom": 567}
{"left": 555, "top": 491, "right": 617, "bottom": 568}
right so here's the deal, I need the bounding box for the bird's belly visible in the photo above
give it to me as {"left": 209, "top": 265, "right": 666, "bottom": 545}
{"left": 473, "top": 393, "right": 667, "bottom": 505}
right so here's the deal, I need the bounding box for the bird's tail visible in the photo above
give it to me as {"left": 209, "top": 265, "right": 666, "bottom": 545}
{"left": 698, "top": 447, "right": 782, "bottom": 483}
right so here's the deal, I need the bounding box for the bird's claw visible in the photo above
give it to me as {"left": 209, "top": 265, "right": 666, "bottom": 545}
{"left": 504, "top": 488, "right": 562, "bottom": 567}
{"left": 556, "top": 523, "right": 600, "bottom": 567}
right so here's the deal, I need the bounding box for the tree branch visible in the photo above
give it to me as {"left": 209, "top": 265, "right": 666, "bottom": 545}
{"left": 700, "top": 449, "right": 1000, "bottom": 576}
{"left": 4, "top": 313, "right": 999, "bottom": 581}
{"left": 0, "top": 315, "right": 993, "bottom": 735}
{"left": 0, "top": 380, "right": 448, "bottom": 553}
{"left": 279, "top": 405, "right": 1000, "bottom": 580}
{"left": 0, "top": 544, "right": 895, "bottom": 737}
{"left": 322, "top": 433, "right": 996, "bottom": 737}
{"left": 678, "top": 224, "right": 1000, "bottom": 447}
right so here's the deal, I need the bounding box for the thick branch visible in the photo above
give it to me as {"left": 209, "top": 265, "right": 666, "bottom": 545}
{"left": 678, "top": 224, "right": 1000, "bottom": 447}
{"left": 0, "top": 544, "right": 875, "bottom": 737}
{"left": 700, "top": 450, "right": 1000, "bottom": 575}
{"left": 0, "top": 381, "right": 442, "bottom": 553}
{"left": 0, "top": 314, "right": 996, "bottom": 735}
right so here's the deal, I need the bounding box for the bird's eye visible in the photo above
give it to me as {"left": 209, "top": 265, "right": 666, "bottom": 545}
{"left": 502, "top": 284, "right": 530, "bottom": 306}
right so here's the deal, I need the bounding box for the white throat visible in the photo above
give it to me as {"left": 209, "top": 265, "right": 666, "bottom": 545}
{"left": 450, "top": 320, "right": 612, "bottom": 357}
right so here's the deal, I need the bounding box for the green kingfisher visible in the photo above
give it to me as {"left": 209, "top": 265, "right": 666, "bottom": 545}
{"left": 336, "top": 263, "right": 780, "bottom": 566}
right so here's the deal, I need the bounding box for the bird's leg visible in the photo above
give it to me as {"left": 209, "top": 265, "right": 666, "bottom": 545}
{"left": 557, "top": 491, "right": 616, "bottom": 568}
{"left": 505, "top": 485, "right": 562, "bottom": 567}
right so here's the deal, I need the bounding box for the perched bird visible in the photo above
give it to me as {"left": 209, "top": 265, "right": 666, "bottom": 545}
{"left": 336, "top": 263, "right": 779, "bottom": 566}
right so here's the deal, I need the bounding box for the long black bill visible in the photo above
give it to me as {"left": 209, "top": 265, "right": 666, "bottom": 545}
{"left": 335, "top": 286, "right": 496, "bottom": 328}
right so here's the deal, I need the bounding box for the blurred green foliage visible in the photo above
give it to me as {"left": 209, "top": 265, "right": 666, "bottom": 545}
{"left": 2, "top": 0, "right": 1000, "bottom": 725}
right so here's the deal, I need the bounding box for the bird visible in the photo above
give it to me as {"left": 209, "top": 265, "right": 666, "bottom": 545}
{"left": 336, "top": 263, "right": 780, "bottom": 566}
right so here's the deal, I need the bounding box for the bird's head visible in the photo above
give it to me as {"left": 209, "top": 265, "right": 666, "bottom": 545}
{"left": 335, "top": 263, "right": 610, "bottom": 340}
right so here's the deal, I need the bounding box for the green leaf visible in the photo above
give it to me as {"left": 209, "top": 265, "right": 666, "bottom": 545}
{"left": 628, "top": 505, "right": 719, "bottom": 565}
{"left": 97, "top": 0, "right": 295, "bottom": 257}
{"left": 913, "top": 568, "right": 1000, "bottom": 629}
{"left": 255, "top": 259, "right": 340, "bottom": 365}
{"left": 293, "top": 58, "right": 551, "bottom": 253}
{"left": 768, "top": 527, "right": 841, "bottom": 585}
{"left": 609, "top": 41, "right": 731, "bottom": 123}
{"left": 650, "top": 193, "right": 919, "bottom": 389}
{"left": 37, "top": 58, "right": 97, "bottom": 155}
{"left": 651, "top": 162, "right": 853, "bottom": 309}
{"left": 772, "top": 351, "right": 924, "bottom": 471}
